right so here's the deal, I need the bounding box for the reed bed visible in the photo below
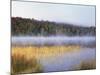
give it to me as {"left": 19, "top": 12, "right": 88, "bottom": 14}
{"left": 80, "top": 59, "right": 96, "bottom": 70}
{"left": 12, "top": 45, "right": 80, "bottom": 58}
{"left": 11, "top": 49, "right": 43, "bottom": 75}
{"left": 11, "top": 45, "right": 80, "bottom": 74}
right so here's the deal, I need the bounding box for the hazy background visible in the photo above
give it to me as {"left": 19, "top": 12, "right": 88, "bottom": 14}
{"left": 12, "top": 1, "right": 95, "bottom": 27}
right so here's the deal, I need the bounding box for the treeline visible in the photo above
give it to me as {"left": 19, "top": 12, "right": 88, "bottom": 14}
{"left": 11, "top": 17, "right": 96, "bottom": 36}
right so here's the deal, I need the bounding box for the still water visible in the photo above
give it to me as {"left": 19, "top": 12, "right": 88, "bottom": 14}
{"left": 12, "top": 36, "right": 96, "bottom": 72}
{"left": 39, "top": 48, "right": 95, "bottom": 72}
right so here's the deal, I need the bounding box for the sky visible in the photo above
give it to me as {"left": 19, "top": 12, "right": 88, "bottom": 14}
{"left": 12, "top": 1, "right": 96, "bottom": 27}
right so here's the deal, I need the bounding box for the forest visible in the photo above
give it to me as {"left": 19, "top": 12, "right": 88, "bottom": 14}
{"left": 11, "top": 17, "right": 96, "bottom": 36}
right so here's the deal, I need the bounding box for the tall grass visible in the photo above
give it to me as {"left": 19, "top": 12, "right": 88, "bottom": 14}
{"left": 11, "top": 52, "right": 43, "bottom": 75}
{"left": 11, "top": 45, "right": 80, "bottom": 74}
{"left": 12, "top": 46, "right": 80, "bottom": 58}
{"left": 80, "top": 60, "right": 96, "bottom": 70}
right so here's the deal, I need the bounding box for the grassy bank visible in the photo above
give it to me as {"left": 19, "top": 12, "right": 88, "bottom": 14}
{"left": 11, "top": 45, "right": 80, "bottom": 74}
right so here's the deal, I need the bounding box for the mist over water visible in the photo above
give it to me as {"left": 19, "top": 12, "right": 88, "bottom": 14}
{"left": 11, "top": 1, "right": 96, "bottom": 73}
{"left": 12, "top": 36, "right": 96, "bottom": 47}
{"left": 11, "top": 36, "right": 96, "bottom": 72}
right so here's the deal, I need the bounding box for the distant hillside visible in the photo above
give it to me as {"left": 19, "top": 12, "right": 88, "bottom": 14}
{"left": 11, "top": 17, "right": 96, "bottom": 36}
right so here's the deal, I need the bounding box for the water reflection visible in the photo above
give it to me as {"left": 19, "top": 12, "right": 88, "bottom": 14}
{"left": 39, "top": 48, "right": 95, "bottom": 72}
{"left": 12, "top": 36, "right": 96, "bottom": 72}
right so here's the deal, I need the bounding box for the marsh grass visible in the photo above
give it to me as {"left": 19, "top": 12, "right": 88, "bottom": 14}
{"left": 11, "top": 45, "right": 80, "bottom": 75}
{"left": 69, "top": 59, "right": 96, "bottom": 71}
{"left": 12, "top": 45, "right": 80, "bottom": 58}
{"left": 11, "top": 52, "right": 43, "bottom": 75}
{"left": 80, "top": 60, "right": 96, "bottom": 70}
